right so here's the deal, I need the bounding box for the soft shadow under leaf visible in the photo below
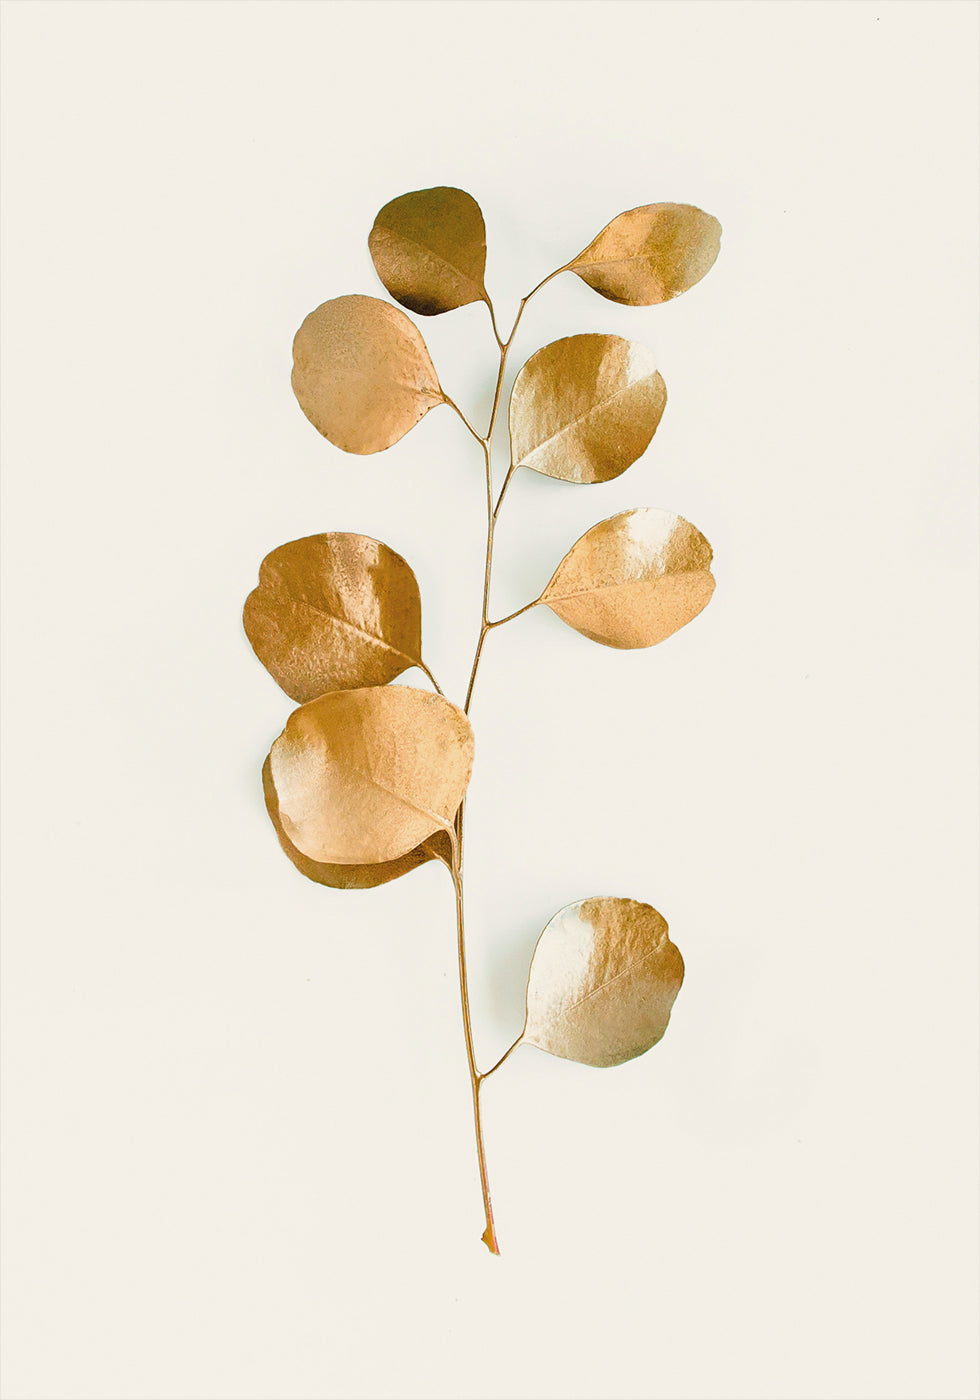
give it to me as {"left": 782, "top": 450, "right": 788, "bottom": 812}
{"left": 292, "top": 294, "right": 444, "bottom": 453}
{"left": 509, "top": 333, "right": 666, "bottom": 484}
{"left": 369, "top": 186, "right": 488, "bottom": 316}
{"left": 542, "top": 507, "right": 715, "bottom": 648}
{"left": 570, "top": 203, "right": 721, "bottom": 306}
{"left": 243, "top": 533, "right": 424, "bottom": 704}
{"left": 262, "top": 757, "right": 451, "bottom": 888}
{"left": 268, "top": 686, "right": 473, "bottom": 865}
{"left": 523, "top": 897, "right": 684, "bottom": 1068}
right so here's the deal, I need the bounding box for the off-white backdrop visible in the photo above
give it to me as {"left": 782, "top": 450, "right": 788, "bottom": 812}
{"left": 2, "top": 4, "right": 977, "bottom": 1399}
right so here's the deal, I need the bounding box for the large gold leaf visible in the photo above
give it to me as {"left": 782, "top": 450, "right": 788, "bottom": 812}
{"left": 268, "top": 686, "right": 473, "bottom": 865}
{"left": 243, "top": 533, "right": 423, "bottom": 704}
{"left": 541, "top": 508, "right": 715, "bottom": 648}
{"left": 569, "top": 204, "right": 721, "bottom": 306}
{"left": 261, "top": 757, "right": 451, "bottom": 889}
{"left": 509, "top": 334, "right": 666, "bottom": 484}
{"left": 369, "top": 186, "right": 488, "bottom": 316}
{"left": 291, "top": 295, "right": 444, "bottom": 453}
{"left": 523, "top": 897, "right": 684, "bottom": 1068}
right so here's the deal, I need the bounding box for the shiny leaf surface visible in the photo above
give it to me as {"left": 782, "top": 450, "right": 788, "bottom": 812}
{"left": 523, "top": 897, "right": 684, "bottom": 1067}
{"left": 292, "top": 295, "right": 444, "bottom": 453}
{"left": 243, "top": 533, "right": 423, "bottom": 704}
{"left": 509, "top": 334, "right": 666, "bottom": 483}
{"left": 570, "top": 203, "right": 721, "bottom": 306}
{"left": 369, "top": 186, "right": 488, "bottom": 316}
{"left": 262, "top": 757, "right": 451, "bottom": 888}
{"left": 268, "top": 686, "right": 473, "bottom": 865}
{"left": 541, "top": 507, "right": 715, "bottom": 648}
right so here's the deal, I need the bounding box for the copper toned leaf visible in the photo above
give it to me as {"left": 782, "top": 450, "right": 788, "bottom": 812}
{"left": 369, "top": 187, "right": 488, "bottom": 316}
{"left": 261, "top": 757, "right": 451, "bottom": 889}
{"left": 541, "top": 508, "right": 715, "bottom": 648}
{"left": 243, "top": 533, "right": 423, "bottom": 704}
{"left": 291, "top": 295, "right": 444, "bottom": 453}
{"left": 268, "top": 686, "right": 473, "bottom": 865}
{"left": 569, "top": 204, "right": 721, "bottom": 306}
{"left": 509, "top": 334, "right": 667, "bottom": 484}
{"left": 522, "top": 897, "right": 684, "bottom": 1068}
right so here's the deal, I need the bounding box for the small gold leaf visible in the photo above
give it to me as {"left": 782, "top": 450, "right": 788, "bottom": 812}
{"left": 291, "top": 295, "right": 444, "bottom": 453}
{"left": 509, "top": 334, "right": 666, "bottom": 484}
{"left": 243, "top": 533, "right": 423, "bottom": 704}
{"left": 268, "top": 686, "right": 473, "bottom": 865}
{"left": 541, "top": 508, "right": 715, "bottom": 649}
{"left": 570, "top": 204, "right": 721, "bottom": 306}
{"left": 369, "top": 186, "right": 488, "bottom": 316}
{"left": 523, "top": 897, "right": 684, "bottom": 1068}
{"left": 261, "top": 758, "right": 451, "bottom": 889}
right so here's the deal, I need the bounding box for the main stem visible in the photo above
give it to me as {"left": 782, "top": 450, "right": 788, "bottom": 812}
{"left": 449, "top": 832, "right": 498, "bottom": 1254}
{"left": 453, "top": 274, "right": 563, "bottom": 1251}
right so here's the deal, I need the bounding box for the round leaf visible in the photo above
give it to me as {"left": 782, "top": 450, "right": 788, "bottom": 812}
{"left": 291, "top": 295, "right": 444, "bottom": 453}
{"left": 509, "top": 334, "right": 667, "bottom": 484}
{"left": 541, "top": 507, "right": 715, "bottom": 649}
{"left": 261, "top": 757, "right": 451, "bottom": 889}
{"left": 243, "top": 533, "right": 424, "bottom": 704}
{"left": 369, "top": 186, "right": 488, "bottom": 316}
{"left": 569, "top": 203, "right": 721, "bottom": 306}
{"left": 523, "top": 897, "right": 684, "bottom": 1068}
{"left": 268, "top": 686, "right": 473, "bottom": 865}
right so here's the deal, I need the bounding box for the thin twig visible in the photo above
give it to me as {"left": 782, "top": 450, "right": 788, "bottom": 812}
{"left": 488, "top": 598, "right": 539, "bottom": 629}
{"left": 444, "top": 394, "right": 485, "bottom": 446}
{"left": 480, "top": 1036, "right": 523, "bottom": 1081}
{"left": 417, "top": 661, "right": 444, "bottom": 696}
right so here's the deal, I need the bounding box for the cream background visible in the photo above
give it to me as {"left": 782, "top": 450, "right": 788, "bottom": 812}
{"left": 2, "top": 3, "right": 977, "bottom": 1398}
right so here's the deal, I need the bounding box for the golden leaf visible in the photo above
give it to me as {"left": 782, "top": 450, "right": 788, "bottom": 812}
{"left": 522, "top": 897, "right": 684, "bottom": 1068}
{"left": 261, "top": 757, "right": 451, "bottom": 889}
{"left": 291, "top": 295, "right": 444, "bottom": 453}
{"left": 541, "top": 507, "right": 715, "bottom": 648}
{"left": 569, "top": 203, "right": 721, "bottom": 306}
{"left": 268, "top": 686, "right": 473, "bottom": 865}
{"left": 369, "top": 186, "right": 488, "bottom": 316}
{"left": 243, "top": 533, "right": 424, "bottom": 704}
{"left": 509, "top": 334, "right": 666, "bottom": 484}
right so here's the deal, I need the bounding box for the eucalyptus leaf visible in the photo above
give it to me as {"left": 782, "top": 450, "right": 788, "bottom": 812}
{"left": 292, "top": 295, "right": 444, "bottom": 453}
{"left": 369, "top": 186, "right": 488, "bottom": 316}
{"left": 570, "top": 203, "right": 721, "bottom": 306}
{"left": 541, "top": 508, "right": 715, "bottom": 648}
{"left": 267, "top": 686, "right": 473, "bottom": 865}
{"left": 522, "top": 897, "right": 684, "bottom": 1067}
{"left": 510, "top": 334, "right": 666, "bottom": 484}
{"left": 243, "top": 533, "right": 424, "bottom": 704}
{"left": 262, "top": 758, "right": 451, "bottom": 888}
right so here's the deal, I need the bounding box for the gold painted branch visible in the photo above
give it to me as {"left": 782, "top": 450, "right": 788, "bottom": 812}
{"left": 243, "top": 184, "right": 722, "bottom": 1253}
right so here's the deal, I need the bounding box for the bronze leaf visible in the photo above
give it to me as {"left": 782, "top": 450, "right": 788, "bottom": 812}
{"left": 522, "top": 897, "right": 684, "bottom": 1068}
{"left": 509, "top": 334, "right": 667, "bottom": 484}
{"left": 243, "top": 533, "right": 424, "bottom": 704}
{"left": 369, "top": 186, "right": 488, "bottom": 316}
{"left": 570, "top": 203, "right": 721, "bottom": 306}
{"left": 261, "top": 757, "right": 451, "bottom": 889}
{"left": 291, "top": 294, "right": 444, "bottom": 453}
{"left": 541, "top": 507, "right": 715, "bottom": 648}
{"left": 268, "top": 686, "right": 474, "bottom": 865}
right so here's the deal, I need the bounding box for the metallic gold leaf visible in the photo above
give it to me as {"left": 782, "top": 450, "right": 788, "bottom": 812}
{"left": 541, "top": 507, "right": 715, "bottom": 648}
{"left": 291, "top": 295, "right": 444, "bottom": 453}
{"left": 522, "top": 897, "right": 684, "bottom": 1068}
{"left": 509, "top": 334, "right": 666, "bottom": 484}
{"left": 261, "top": 757, "right": 451, "bottom": 889}
{"left": 268, "top": 686, "right": 473, "bottom": 865}
{"left": 569, "top": 203, "right": 721, "bottom": 306}
{"left": 369, "top": 186, "right": 488, "bottom": 316}
{"left": 243, "top": 533, "right": 423, "bottom": 704}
